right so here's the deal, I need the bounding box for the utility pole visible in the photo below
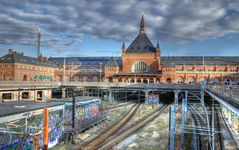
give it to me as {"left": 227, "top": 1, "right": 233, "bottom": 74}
{"left": 72, "top": 89, "right": 76, "bottom": 143}
{"left": 212, "top": 100, "right": 215, "bottom": 150}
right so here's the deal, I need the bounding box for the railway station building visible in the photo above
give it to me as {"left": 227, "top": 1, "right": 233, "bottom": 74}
{"left": 0, "top": 15, "right": 239, "bottom": 85}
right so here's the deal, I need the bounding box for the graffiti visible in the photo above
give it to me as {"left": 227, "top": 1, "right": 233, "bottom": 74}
{"left": 64, "top": 101, "right": 101, "bottom": 127}
{"left": 48, "top": 128, "right": 62, "bottom": 148}
{"left": 222, "top": 106, "right": 239, "bottom": 139}
{"left": 145, "top": 94, "right": 159, "bottom": 104}
{"left": 49, "top": 113, "right": 62, "bottom": 129}
{"left": 0, "top": 109, "right": 63, "bottom": 150}
{"left": 0, "top": 128, "right": 12, "bottom": 145}
{"left": 64, "top": 109, "right": 72, "bottom": 125}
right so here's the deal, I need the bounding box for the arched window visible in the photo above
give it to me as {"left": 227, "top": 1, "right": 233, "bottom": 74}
{"left": 23, "top": 75, "right": 27, "bottom": 81}
{"left": 188, "top": 77, "right": 195, "bottom": 84}
{"left": 73, "top": 76, "right": 80, "bottom": 81}
{"left": 132, "top": 62, "right": 149, "bottom": 73}
{"left": 225, "top": 78, "right": 232, "bottom": 85}
{"left": 56, "top": 75, "right": 62, "bottom": 81}
{"left": 166, "top": 78, "right": 172, "bottom": 83}
{"left": 177, "top": 77, "right": 183, "bottom": 84}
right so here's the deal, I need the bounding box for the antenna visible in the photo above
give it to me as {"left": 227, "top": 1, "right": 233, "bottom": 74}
{"left": 37, "top": 29, "right": 41, "bottom": 58}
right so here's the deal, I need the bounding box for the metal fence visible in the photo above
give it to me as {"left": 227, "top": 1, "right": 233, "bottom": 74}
{"left": 207, "top": 84, "right": 239, "bottom": 107}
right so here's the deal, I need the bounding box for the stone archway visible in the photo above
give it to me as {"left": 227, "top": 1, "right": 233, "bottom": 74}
{"left": 149, "top": 78, "right": 154, "bottom": 83}
{"left": 118, "top": 78, "right": 123, "bottom": 82}
{"left": 137, "top": 78, "right": 141, "bottom": 83}
{"left": 23, "top": 75, "right": 27, "bottom": 81}
{"left": 56, "top": 75, "right": 62, "bottom": 81}
{"left": 125, "top": 78, "right": 129, "bottom": 83}
{"left": 156, "top": 78, "right": 160, "bottom": 83}
{"left": 224, "top": 78, "right": 232, "bottom": 85}
{"left": 166, "top": 78, "right": 172, "bottom": 84}
{"left": 73, "top": 75, "right": 80, "bottom": 81}
{"left": 143, "top": 78, "right": 148, "bottom": 83}
{"left": 109, "top": 77, "right": 113, "bottom": 82}
{"left": 177, "top": 77, "right": 184, "bottom": 84}
{"left": 187, "top": 77, "right": 195, "bottom": 84}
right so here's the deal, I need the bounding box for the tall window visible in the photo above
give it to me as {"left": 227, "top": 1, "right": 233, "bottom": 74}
{"left": 131, "top": 62, "right": 149, "bottom": 73}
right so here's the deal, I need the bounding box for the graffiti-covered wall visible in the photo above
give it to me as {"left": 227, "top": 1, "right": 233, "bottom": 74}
{"left": 64, "top": 100, "right": 101, "bottom": 128}
{"left": 0, "top": 108, "right": 64, "bottom": 150}
{"left": 222, "top": 106, "right": 239, "bottom": 141}
{"left": 145, "top": 94, "right": 159, "bottom": 104}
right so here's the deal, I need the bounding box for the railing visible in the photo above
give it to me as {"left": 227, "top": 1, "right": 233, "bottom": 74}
{"left": 207, "top": 84, "right": 239, "bottom": 107}
{"left": 0, "top": 81, "right": 201, "bottom": 90}
{"left": 0, "top": 81, "right": 61, "bottom": 89}
{"left": 62, "top": 82, "right": 201, "bottom": 90}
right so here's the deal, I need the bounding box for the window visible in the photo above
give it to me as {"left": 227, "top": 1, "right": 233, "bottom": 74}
{"left": 176, "top": 68, "right": 183, "bottom": 71}
{"left": 166, "top": 68, "right": 171, "bottom": 71}
{"left": 219, "top": 69, "right": 225, "bottom": 72}
{"left": 197, "top": 69, "right": 203, "bottom": 72}
{"left": 186, "top": 68, "right": 193, "bottom": 71}
{"left": 230, "top": 69, "right": 237, "bottom": 72}
{"left": 208, "top": 69, "right": 214, "bottom": 72}
{"left": 132, "top": 62, "right": 149, "bottom": 73}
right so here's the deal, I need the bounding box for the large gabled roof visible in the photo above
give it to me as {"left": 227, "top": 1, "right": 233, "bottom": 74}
{"left": 126, "top": 33, "right": 156, "bottom": 53}
{"left": 125, "top": 14, "right": 156, "bottom": 53}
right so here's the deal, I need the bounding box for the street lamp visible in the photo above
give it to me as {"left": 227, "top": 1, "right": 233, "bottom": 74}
{"left": 99, "top": 63, "right": 102, "bottom": 82}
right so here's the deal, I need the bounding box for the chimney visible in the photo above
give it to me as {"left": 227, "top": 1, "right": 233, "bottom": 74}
{"left": 8, "top": 49, "right": 13, "bottom": 54}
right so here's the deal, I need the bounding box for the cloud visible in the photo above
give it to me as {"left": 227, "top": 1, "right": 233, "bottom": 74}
{"left": 0, "top": 0, "right": 238, "bottom": 49}
{"left": 63, "top": 40, "right": 76, "bottom": 46}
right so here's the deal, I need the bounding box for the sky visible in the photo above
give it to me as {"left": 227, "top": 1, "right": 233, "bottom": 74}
{"left": 0, "top": 0, "right": 239, "bottom": 57}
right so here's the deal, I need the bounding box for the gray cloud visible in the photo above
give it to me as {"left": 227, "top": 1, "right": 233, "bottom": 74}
{"left": 0, "top": 0, "right": 238, "bottom": 49}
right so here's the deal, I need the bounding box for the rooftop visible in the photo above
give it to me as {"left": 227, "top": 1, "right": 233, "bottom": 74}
{"left": 54, "top": 96, "right": 100, "bottom": 104}
{"left": 0, "top": 101, "right": 64, "bottom": 117}
{"left": 0, "top": 51, "right": 57, "bottom": 68}
{"left": 50, "top": 56, "right": 239, "bottom": 66}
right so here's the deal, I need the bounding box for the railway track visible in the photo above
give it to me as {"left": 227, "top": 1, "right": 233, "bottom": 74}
{"left": 188, "top": 105, "right": 208, "bottom": 150}
{"left": 78, "top": 103, "right": 140, "bottom": 150}
{"left": 97, "top": 104, "right": 169, "bottom": 150}
{"left": 214, "top": 105, "right": 223, "bottom": 150}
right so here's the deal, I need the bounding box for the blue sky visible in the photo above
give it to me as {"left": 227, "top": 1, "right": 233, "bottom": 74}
{"left": 0, "top": 0, "right": 239, "bottom": 57}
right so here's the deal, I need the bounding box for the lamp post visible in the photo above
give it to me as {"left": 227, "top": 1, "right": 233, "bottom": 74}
{"left": 99, "top": 63, "right": 102, "bottom": 82}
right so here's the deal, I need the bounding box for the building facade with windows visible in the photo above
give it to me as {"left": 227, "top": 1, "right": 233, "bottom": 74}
{"left": 0, "top": 49, "right": 57, "bottom": 81}
{"left": 1, "top": 15, "right": 239, "bottom": 85}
